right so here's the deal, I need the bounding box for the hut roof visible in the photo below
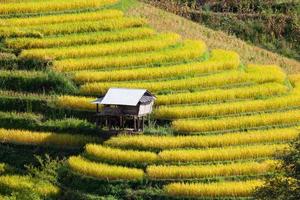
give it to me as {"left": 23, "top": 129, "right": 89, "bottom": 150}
{"left": 91, "top": 88, "right": 155, "bottom": 106}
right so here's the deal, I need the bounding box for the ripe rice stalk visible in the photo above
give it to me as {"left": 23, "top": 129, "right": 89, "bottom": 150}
{"left": 20, "top": 33, "right": 181, "bottom": 60}
{"left": 0, "top": 17, "right": 146, "bottom": 37}
{"left": 156, "top": 82, "right": 289, "bottom": 105}
{"left": 5, "top": 27, "right": 155, "bottom": 49}
{"left": 67, "top": 156, "right": 144, "bottom": 181}
{"left": 172, "top": 109, "right": 300, "bottom": 133}
{"left": 85, "top": 144, "right": 158, "bottom": 165}
{"left": 73, "top": 49, "right": 239, "bottom": 83}
{"left": 164, "top": 180, "right": 264, "bottom": 197}
{"left": 0, "top": 0, "right": 118, "bottom": 15}
{"left": 158, "top": 143, "right": 289, "bottom": 162}
{"left": 289, "top": 74, "right": 300, "bottom": 88}
{"left": 53, "top": 40, "right": 207, "bottom": 72}
{"left": 105, "top": 128, "right": 299, "bottom": 150}
{"left": 56, "top": 83, "right": 288, "bottom": 112}
{"left": 55, "top": 95, "right": 96, "bottom": 111}
{"left": 0, "top": 9, "right": 123, "bottom": 26}
{"left": 155, "top": 93, "right": 300, "bottom": 119}
{"left": 80, "top": 65, "right": 286, "bottom": 95}
{"left": 0, "top": 0, "right": 46, "bottom": 3}
{"left": 0, "top": 128, "right": 100, "bottom": 147}
{"left": 147, "top": 160, "right": 278, "bottom": 180}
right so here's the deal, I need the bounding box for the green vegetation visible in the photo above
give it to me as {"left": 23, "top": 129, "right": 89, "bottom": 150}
{"left": 0, "top": 0, "right": 299, "bottom": 199}
{"left": 143, "top": 0, "right": 300, "bottom": 61}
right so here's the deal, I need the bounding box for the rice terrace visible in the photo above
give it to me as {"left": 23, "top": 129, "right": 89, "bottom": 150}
{"left": 0, "top": 0, "right": 299, "bottom": 199}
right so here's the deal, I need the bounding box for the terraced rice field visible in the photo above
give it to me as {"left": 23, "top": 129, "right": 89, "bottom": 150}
{"left": 0, "top": 0, "right": 299, "bottom": 199}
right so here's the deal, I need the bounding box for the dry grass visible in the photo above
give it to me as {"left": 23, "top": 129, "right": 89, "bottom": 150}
{"left": 127, "top": 2, "right": 300, "bottom": 74}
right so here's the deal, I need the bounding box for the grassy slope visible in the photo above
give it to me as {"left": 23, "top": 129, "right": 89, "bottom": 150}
{"left": 127, "top": 1, "right": 300, "bottom": 74}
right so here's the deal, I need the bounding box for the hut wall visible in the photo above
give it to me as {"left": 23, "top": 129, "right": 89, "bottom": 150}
{"left": 138, "top": 102, "right": 153, "bottom": 116}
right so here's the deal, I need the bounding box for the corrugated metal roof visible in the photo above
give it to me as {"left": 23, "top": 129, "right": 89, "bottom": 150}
{"left": 99, "top": 88, "right": 148, "bottom": 106}
{"left": 139, "top": 95, "right": 155, "bottom": 104}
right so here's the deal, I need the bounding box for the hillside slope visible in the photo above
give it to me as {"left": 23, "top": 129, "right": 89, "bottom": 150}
{"left": 0, "top": 0, "right": 299, "bottom": 199}
{"left": 127, "top": 1, "right": 300, "bottom": 74}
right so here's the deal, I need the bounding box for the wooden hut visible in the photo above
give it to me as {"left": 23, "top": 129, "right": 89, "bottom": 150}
{"left": 92, "top": 88, "right": 156, "bottom": 132}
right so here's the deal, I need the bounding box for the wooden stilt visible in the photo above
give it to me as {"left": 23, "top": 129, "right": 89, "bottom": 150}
{"left": 122, "top": 116, "right": 125, "bottom": 129}
{"left": 137, "top": 117, "right": 140, "bottom": 132}
{"left": 119, "top": 116, "right": 122, "bottom": 130}
{"left": 133, "top": 116, "right": 137, "bottom": 131}
{"left": 142, "top": 116, "right": 144, "bottom": 131}
{"left": 108, "top": 116, "right": 112, "bottom": 130}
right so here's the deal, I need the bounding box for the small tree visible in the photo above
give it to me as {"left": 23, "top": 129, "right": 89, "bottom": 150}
{"left": 254, "top": 138, "right": 300, "bottom": 200}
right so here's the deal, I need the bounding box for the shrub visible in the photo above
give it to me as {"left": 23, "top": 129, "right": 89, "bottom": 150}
{"left": 40, "top": 118, "right": 99, "bottom": 135}
{"left": 254, "top": 139, "right": 300, "bottom": 200}
{"left": 0, "top": 70, "right": 77, "bottom": 94}
{"left": 0, "top": 90, "right": 50, "bottom": 113}
{"left": 0, "top": 111, "right": 42, "bottom": 130}
{"left": 0, "top": 52, "right": 18, "bottom": 70}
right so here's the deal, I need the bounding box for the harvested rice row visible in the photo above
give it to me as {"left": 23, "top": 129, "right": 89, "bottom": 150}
{"left": 0, "top": 9, "right": 123, "bottom": 26}
{"left": 0, "top": 0, "right": 118, "bottom": 15}
{"left": 20, "top": 33, "right": 181, "bottom": 60}
{"left": 105, "top": 128, "right": 299, "bottom": 150}
{"left": 0, "top": 128, "right": 100, "bottom": 148}
{"left": 73, "top": 49, "right": 239, "bottom": 83}
{"left": 172, "top": 109, "right": 300, "bottom": 133}
{"left": 0, "top": 17, "right": 146, "bottom": 37}
{"left": 164, "top": 180, "right": 264, "bottom": 197}
{"left": 155, "top": 93, "right": 300, "bottom": 119}
{"left": 53, "top": 40, "right": 207, "bottom": 72}
{"left": 147, "top": 160, "right": 277, "bottom": 180}
{"left": 5, "top": 27, "right": 155, "bottom": 49}
{"left": 67, "top": 156, "right": 144, "bottom": 181}
{"left": 80, "top": 65, "right": 286, "bottom": 95}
